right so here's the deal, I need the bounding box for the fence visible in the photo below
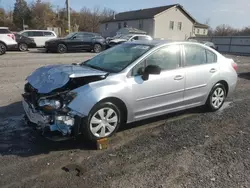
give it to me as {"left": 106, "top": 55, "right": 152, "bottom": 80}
{"left": 191, "top": 36, "right": 250, "bottom": 55}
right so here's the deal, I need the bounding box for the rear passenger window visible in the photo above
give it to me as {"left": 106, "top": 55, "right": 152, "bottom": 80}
{"left": 44, "top": 31, "right": 55, "bottom": 36}
{"left": 0, "top": 29, "right": 11, "bottom": 34}
{"left": 184, "top": 45, "right": 207, "bottom": 66}
{"left": 206, "top": 49, "right": 217, "bottom": 63}
{"left": 32, "top": 31, "right": 44, "bottom": 37}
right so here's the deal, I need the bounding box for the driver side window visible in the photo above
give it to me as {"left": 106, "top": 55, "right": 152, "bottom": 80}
{"left": 132, "top": 45, "right": 181, "bottom": 76}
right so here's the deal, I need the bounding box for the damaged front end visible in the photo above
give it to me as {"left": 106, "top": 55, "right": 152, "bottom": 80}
{"left": 22, "top": 64, "right": 108, "bottom": 140}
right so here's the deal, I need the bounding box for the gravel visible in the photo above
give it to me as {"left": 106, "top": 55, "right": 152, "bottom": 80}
{"left": 0, "top": 50, "right": 249, "bottom": 188}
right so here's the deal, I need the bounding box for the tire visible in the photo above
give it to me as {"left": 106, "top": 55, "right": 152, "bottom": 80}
{"left": 84, "top": 102, "right": 122, "bottom": 141}
{"left": 0, "top": 42, "right": 6, "bottom": 55}
{"left": 206, "top": 83, "right": 226, "bottom": 112}
{"left": 57, "top": 44, "right": 67, "bottom": 53}
{"left": 18, "top": 43, "right": 28, "bottom": 52}
{"left": 93, "top": 44, "right": 102, "bottom": 53}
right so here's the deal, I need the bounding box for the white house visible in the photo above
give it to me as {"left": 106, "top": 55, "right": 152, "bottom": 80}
{"left": 100, "top": 4, "right": 208, "bottom": 40}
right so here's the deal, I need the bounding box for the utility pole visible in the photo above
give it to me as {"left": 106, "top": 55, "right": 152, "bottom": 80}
{"left": 66, "top": 0, "right": 71, "bottom": 33}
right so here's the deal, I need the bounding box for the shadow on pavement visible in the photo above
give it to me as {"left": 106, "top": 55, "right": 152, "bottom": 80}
{"left": 0, "top": 100, "right": 204, "bottom": 158}
{"left": 238, "top": 72, "right": 250, "bottom": 80}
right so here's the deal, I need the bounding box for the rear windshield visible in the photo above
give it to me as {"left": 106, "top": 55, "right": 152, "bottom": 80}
{"left": 0, "top": 29, "right": 11, "bottom": 34}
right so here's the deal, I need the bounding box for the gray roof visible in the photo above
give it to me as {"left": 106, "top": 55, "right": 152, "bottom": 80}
{"left": 102, "top": 4, "right": 179, "bottom": 23}
{"left": 194, "top": 22, "right": 209, "bottom": 28}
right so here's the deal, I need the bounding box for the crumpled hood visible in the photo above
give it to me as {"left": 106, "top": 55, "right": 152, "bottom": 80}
{"left": 110, "top": 39, "right": 127, "bottom": 43}
{"left": 27, "top": 64, "right": 107, "bottom": 94}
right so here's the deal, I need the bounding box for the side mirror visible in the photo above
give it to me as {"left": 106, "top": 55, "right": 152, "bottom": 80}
{"left": 72, "top": 36, "right": 77, "bottom": 40}
{"left": 142, "top": 65, "right": 161, "bottom": 80}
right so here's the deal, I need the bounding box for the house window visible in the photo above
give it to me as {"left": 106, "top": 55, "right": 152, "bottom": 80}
{"left": 203, "top": 29, "right": 206, "bottom": 34}
{"left": 105, "top": 24, "right": 108, "bottom": 31}
{"left": 169, "top": 21, "right": 174, "bottom": 30}
{"left": 197, "top": 29, "right": 200, "bottom": 34}
{"left": 118, "top": 23, "right": 121, "bottom": 29}
{"left": 124, "top": 22, "right": 127, "bottom": 27}
{"left": 177, "top": 22, "right": 182, "bottom": 30}
{"left": 139, "top": 20, "right": 143, "bottom": 29}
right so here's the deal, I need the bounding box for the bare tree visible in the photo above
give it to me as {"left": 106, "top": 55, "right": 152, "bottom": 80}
{"left": 213, "top": 24, "right": 237, "bottom": 36}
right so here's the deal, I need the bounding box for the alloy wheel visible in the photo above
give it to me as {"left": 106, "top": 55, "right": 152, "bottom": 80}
{"left": 90, "top": 108, "right": 118, "bottom": 138}
{"left": 211, "top": 87, "right": 225, "bottom": 109}
{"left": 57, "top": 44, "right": 67, "bottom": 53}
{"left": 0, "top": 43, "right": 6, "bottom": 55}
{"left": 93, "top": 44, "right": 102, "bottom": 53}
{"left": 19, "top": 43, "right": 28, "bottom": 51}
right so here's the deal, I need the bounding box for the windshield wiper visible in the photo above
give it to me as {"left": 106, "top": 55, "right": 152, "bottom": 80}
{"left": 82, "top": 64, "right": 110, "bottom": 72}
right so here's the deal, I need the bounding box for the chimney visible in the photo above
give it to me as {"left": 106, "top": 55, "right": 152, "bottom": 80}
{"left": 113, "top": 11, "right": 116, "bottom": 20}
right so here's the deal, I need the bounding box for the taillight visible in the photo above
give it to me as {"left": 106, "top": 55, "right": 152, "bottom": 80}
{"left": 7, "top": 34, "right": 15, "bottom": 40}
{"left": 232, "top": 62, "right": 238, "bottom": 71}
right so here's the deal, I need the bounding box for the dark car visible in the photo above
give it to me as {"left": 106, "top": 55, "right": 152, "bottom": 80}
{"left": 45, "top": 32, "right": 106, "bottom": 53}
{"left": 11, "top": 33, "right": 36, "bottom": 51}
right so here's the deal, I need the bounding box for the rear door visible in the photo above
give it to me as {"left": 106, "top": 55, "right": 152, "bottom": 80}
{"left": 182, "top": 44, "right": 220, "bottom": 107}
{"left": 82, "top": 33, "right": 95, "bottom": 49}
{"left": 43, "top": 31, "right": 56, "bottom": 44}
{"left": 22, "top": 31, "right": 44, "bottom": 47}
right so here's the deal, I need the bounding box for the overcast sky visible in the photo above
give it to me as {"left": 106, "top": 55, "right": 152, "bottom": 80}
{"left": 1, "top": 0, "right": 250, "bottom": 28}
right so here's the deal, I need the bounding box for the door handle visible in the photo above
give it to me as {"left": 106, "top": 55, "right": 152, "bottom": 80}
{"left": 210, "top": 68, "right": 217, "bottom": 73}
{"left": 174, "top": 75, "right": 184, "bottom": 80}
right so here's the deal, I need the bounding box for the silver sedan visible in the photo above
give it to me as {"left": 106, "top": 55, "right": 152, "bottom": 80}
{"left": 23, "top": 40, "right": 238, "bottom": 141}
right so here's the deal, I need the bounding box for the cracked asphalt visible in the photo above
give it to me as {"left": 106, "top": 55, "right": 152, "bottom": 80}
{"left": 0, "top": 50, "right": 249, "bottom": 188}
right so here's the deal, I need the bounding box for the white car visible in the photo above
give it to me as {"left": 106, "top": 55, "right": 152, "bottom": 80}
{"left": 108, "top": 34, "right": 153, "bottom": 47}
{"left": 19, "top": 30, "right": 57, "bottom": 47}
{"left": 0, "top": 27, "right": 17, "bottom": 55}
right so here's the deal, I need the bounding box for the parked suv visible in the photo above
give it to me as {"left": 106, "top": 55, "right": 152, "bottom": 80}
{"left": 45, "top": 32, "right": 106, "bottom": 53}
{"left": 19, "top": 30, "right": 57, "bottom": 47}
{"left": 108, "top": 34, "right": 153, "bottom": 47}
{"left": 0, "top": 27, "right": 17, "bottom": 55}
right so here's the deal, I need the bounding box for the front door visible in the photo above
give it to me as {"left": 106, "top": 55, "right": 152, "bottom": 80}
{"left": 182, "top": 44, "right": 220, "bottom": 107}
{"left": 67, "top": 33, "right": 85, "bottom": 50}
{"left": 127, "top": 44, "right": 185, "bottom": 120}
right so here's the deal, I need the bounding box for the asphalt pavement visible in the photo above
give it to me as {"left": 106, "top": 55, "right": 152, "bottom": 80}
{"left": 0, "top": 50, "right": 250, "bottom": 188}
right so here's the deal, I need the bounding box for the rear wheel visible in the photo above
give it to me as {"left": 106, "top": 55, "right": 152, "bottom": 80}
{"left": 93, "top": 44, "right": 102, "bottom": 53}
{"left": 57, "top": 44, "right": 67, "bottom": 53}
{"left": 84, "top": 102, "right": 122, "bottom": 141}
{"left": 206, "top": 83, "right": 226, "bottom": 111}
{"left": 0, "top": 42, "right": 6, "bottom": 55}
{"left": 18, "top": 43, "right": 28, "bottom": 52}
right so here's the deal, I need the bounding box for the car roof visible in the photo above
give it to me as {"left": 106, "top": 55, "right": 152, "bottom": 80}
{"left": 127, "top": 40, "right": 209, "bottom": 47}
{"left": 20, "top": 30, "right": 55, "bottom": 32}
{"left": 76, "top": 32, "right": 101, "bottom": 35}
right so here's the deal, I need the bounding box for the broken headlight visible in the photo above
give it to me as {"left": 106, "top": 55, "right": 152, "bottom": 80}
{"left": 63, "top": 91, "right": 77, "bottom": 104}
{"left": 38, "top": 99, "right": 62, "bottom": 110}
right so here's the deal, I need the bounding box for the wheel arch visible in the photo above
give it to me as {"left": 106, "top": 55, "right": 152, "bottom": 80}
{"left": 216, "top": 80, "right": 229, "bottom": 96}
{"left": 95, "top": 97, "right": 128, "bottom": 124}
{"left": 0, "top": 41, "right": 7, "bottom": 48}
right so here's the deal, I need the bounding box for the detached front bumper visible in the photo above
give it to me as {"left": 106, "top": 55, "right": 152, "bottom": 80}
{"left": 22, "top": 98, "right": 84, "bottom": 141}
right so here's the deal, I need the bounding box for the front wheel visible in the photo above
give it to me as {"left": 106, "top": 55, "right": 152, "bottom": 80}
{"left": 84, "top": 102, "right": 122, "bottom": 141}
{"left": 18, "top": 43, "right": 28, "bottom": 52}
{"left": 0, "top": 43, "right": 6, "bottom": 55}
{"left": 93, "top": 44, "right": 102, "bottom": 53}
{"left": 57, "top": 44, "right": 67, "bottom": 53}
{"left": 206, "top": 83, "right": 226, "bottom": 111}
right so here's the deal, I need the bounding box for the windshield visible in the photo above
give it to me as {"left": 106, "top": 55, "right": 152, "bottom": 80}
{"left": 64, "top": 32, "right": 76, "bottom": 39}
{"left": 83, "top": 43, "right": 153, "bottom": 73}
